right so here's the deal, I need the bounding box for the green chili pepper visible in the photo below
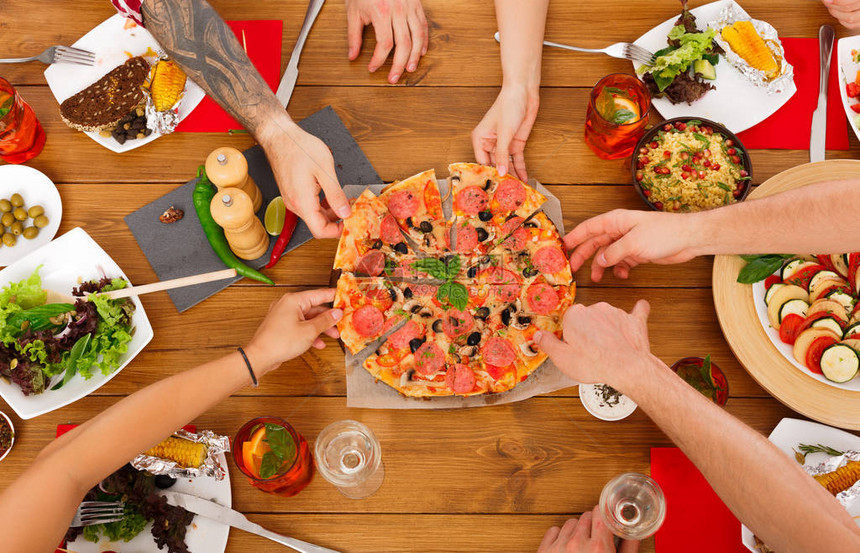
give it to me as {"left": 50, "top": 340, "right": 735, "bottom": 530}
{"left": 192, "top": 167, "right": 274, "bottom": 286}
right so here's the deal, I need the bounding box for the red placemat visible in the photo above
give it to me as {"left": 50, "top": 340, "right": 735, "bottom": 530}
{"left": 175, "top": 20, "right": 283, "bottom": 133}
{"left": 651, "top": 447, "right": 748, "bottom": 553}
{"left": 736, "top": 37, "right": 848, "bottom": 150}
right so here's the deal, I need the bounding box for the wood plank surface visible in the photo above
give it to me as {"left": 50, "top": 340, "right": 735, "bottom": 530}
{"left": 10, "top": 86, "right": 860, "bottom": 185}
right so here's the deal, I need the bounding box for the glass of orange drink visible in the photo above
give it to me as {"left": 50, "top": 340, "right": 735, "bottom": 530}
{"left": 584, "top": 73, "right": 651, "bottom": 160}
{"left": 232, "top": 417, "right": 314, "bottom": 497}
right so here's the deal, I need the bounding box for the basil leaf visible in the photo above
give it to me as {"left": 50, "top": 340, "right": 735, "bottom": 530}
{"left": 52, "top": 333, "right": 91, "bottom": 391}
{"left": 603, "top": 86, "right": 627, "bottom": 95}
{"left": 436, "top": 282, "right": 453, "bottom": 306}
{"left": 448, "top": 282, "right": 469, "bottom": 311}
{"left": 612, "top": 109, "right": 636, "bottom": 125}
{"left": 259, "top": 451, "right": 281, "bottom": 479}
{"left": 737, "top": 255, "right": 790, "bottom": 284}
{"left": 412, "top": 258, "right": 448, "bottom": 280}
{"left": 0, "top": 95, "right": 13, "bottom": 120}
{"left": 264, "top": 423, "right": 295, "bottom": 461}
{"left": 445, "top": 254, "right": 461, "bottom": 279}
{"left": 8, "top": 303, "right": 75, "bottom": 336}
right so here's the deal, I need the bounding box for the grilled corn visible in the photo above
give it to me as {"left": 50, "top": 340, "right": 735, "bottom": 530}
{"left": 144, "top": 435, "right": 207, "bottom": 468}
{"left": 721, "top": 21, "right": 779, "bottom": 78}
{"left": 150, "top": 60, "right": 186, "bottom": 112}
{"left": 813, "top": 460, "right": 860, "bottom": 495}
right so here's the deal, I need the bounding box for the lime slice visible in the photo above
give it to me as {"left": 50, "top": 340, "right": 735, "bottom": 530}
{"left": 264, "top": 196, "right": 285, "bottom": 236}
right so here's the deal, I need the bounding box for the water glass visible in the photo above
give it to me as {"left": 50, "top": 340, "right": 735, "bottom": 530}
{"left": 598, "top": 472, "right": 667, "bottom": 540}
{"left": 314, "top": 420, "right": 384, "bottom": 499}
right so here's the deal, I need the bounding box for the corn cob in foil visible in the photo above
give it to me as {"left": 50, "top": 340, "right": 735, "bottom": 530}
{"left": 144, "top": 435, "right": 207, "bottom": 468}
{"left": 150, "top": 60, "right": 186, "bottom": 112}
{"left": 813, "top": 460, "right": 860, "bottom": 495}
{"left": 721, "top": 21, "right": 779, "bottom": 78}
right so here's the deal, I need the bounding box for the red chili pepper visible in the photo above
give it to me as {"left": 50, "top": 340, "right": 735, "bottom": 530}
{"left": 264, "top": 208, "right": 299, "bottom": 269}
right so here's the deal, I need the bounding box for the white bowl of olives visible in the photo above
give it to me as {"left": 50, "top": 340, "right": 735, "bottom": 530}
{"left": 0, "top": 165, "right": 62, "bottom": 267}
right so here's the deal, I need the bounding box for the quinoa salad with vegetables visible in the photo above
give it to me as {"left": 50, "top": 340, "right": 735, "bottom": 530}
{"left": 635, "top": 119, "right": 750, "bottom": 212}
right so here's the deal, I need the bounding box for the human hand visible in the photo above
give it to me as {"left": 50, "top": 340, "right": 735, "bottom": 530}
{"left": 472, "top": 83, "right": 540, "bottom": 181}
{"left": 245, "top": 288, "right": 343, "bottom": 373}
{"left": 822, "top": 0, "right": 860, "bottom": 30}
{"left": 564, "top": 209, "right": 701, "bottom": 282}
{"left": 533, "top": 301, "right": 653, "bottom": 393}
{"left": 346, "top": 0, "right": 429, "bottom": 84}
{"left": 261, "top": 121, "right": 350, "bottom": 239}
{"left": 537, "top": 506, "right": 640, "bottom": 553}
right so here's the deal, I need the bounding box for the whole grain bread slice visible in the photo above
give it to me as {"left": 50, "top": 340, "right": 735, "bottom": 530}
{"left": 60, "top": 56, "right": 150, "bottom": 132}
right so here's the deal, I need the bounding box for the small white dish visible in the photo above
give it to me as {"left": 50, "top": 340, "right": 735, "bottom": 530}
{"left": 0, "top": 411, "right": 14, "bottom": 462}
{"left": 631, "top": 0, "right": 796, "bottom": 133}
{"left": 0, "top": 227, "right": 154, "bottom": 419}
{"left": 837, "top": 35, "right": 860, "bottom": 143}
{"left": 579, "top": 383, "right": 638, "bottom": 421}
{"left": 44, "top": 14, "right": 205, "bottom": 153}
{"left": 0, "top": 165, "right": 62, "bottom": 268}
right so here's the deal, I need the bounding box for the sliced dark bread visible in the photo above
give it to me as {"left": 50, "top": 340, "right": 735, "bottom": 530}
{"left": 60, "top": 56, "right": 150, "bottom": 132}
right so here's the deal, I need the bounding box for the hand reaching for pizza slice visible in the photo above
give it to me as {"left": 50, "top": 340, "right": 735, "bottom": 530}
{"left": 472, "top": 83, "right": 540, "bottom": 182}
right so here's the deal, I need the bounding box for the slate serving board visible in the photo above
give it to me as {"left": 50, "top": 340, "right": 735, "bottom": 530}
{"left": 124, "top": 106, "right": 380, "bottom": 312}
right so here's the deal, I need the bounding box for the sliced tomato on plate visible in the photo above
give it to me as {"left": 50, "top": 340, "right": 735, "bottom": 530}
{"left": 778, "top": 313, "right": 805, "bottom": 345}
{"left": 784, "top": 264, "right": 826, "bottom": 289}
{"left": 805, "top": 336, "right": 838, "bottom": 374}
{"left": 796, "top": 311, "right": 835, "bottom": 335}
{"left": 764, "top": 275, "right": 782, "bottom": 290}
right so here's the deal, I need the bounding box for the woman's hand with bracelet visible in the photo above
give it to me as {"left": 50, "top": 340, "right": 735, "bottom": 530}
{"left": 244, "top": 288, "right": 343, "bottom": 376}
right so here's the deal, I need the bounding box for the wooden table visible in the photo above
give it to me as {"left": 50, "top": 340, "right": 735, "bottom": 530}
{"left": 1, "top": 1, "right": 859, "bottom": 551}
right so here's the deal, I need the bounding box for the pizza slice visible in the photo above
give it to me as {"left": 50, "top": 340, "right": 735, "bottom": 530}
{"left": 334, "top": 189, "right": 413, "bottom": 276}
{"left": 379, "top": 169, "right": 450, "bottom": 254}
{"left": 488, "top": 211, "right": 573, "bottom": 286}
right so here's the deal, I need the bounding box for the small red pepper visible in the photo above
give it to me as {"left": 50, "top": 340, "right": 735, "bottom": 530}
{"left": 264, "top": 208, "right": 299, "bottom": 269}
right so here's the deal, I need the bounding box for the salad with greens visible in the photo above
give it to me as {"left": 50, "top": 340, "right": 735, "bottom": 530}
{"left": 0, "top": 268, "right": 135, "bottom": 395}
{"left": 638, "top": 0, "right": 721, "bottom": 105}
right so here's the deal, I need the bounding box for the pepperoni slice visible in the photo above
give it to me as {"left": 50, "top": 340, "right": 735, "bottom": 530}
{"left": 495, "top": 178, "right": 526, "bottom": 211}
{"left": 456, "top": 186, "right": 489, "bottom": 215}
{"left": 356, "top": 250, "right": 385, "bottom": 276}
{"left": 455, "top": 224, "right": 479, "bottom": 253}
{"left": 502, "top": 216, "right": 527, "bottom": 250}
{"left": 526, "top": 282, "right": 559, "bottom": 315}
{"left": 445, "top": 363, "right": 476, "bottom": 394}
{"left": 414, "top": 342, "right": 445, "bottom": 375}
{"left": 388, "top": 320, "right": 422, "bottom": 350}
{"left": 380, "top": 214, "right": 403, "bottom": 245}
{"left": 352, "top": 305, "right": 384, "bottom": 337}
{"left": 442, "top": 309, "right": 475, "bottom": 338}
{"left": 532, "top": 246, "right": 567, "bottom": 274}
{"left": 482, "top": 266, "right": 521, "bottom": 303}
{"left": 387, "top": 190, "right": 419, "bottom": 219}
{"left": 483, "top": 336, "right": 516, "bottom": 367}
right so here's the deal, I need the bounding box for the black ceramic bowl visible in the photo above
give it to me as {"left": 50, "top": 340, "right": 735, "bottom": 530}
{"left": 630, "top": 117, "right": 753, "bottom": 212}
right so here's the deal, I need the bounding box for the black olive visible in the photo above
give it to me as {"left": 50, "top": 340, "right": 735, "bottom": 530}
{"left": 419, "top": 221, "right": 433, "bottom": 233}
{"left": 409, "top": 337, "right": 425, "bottom": 353}
{"left": 403, "top": 287, "right": 413, "bottom": 298}
{"left": 501, "top": 309, "right": 511, "bottom": 326}
{"left": 524, "top": 221, "right": 538, "bottom": 229}
{"left": 475, "top": 306, "right": 490, "bottom": 320}
{"left": 480, "top": 255, "right": 491, "bottom": 265}
{"left": 410, "top": 304, "right": 422, "bottom": 314}
{"left": 517, "top": 316, "right": 532, "bottom": 326}
{"left": 393, "top": 242, "right": 408, "bottom": 254}
{"left": 406, "top": 216, "right": 415, "bottom": 228}
{"left": 467, "top": 332, "right": 481, "bottom": 346}
{"left": 371, "top": 239, "right": 383, "bottom": 249}
{"left": 476, "top": 227, "right": 489, "bottom": 242}
{"left": 507, "top": 303, "right": 518, "bottom": 313}
{"left": 478, "top": 210, "right": 493, "bottom": 222}
{"left": 451, "top": 175, "right": 461, "bottom": 183}
{"left": 483, "top": 179, "right": 493, "bottom": 190}
{"left": 432, "top": 319, "right": 444, "bottom": 333}
{"left": 154, "top": 475, "right": 177, "bottom": 489}
{"left": 467, "top": 266, "right": 478, "bottom": 278}
{"left": 420, "top": 310, "right": 433, "bottom": 318}
{"left": 388, "top": 288, "right": 398, "bottom": 302}
{"left": 523, "top": 267, "right": 539, "bottom": 278}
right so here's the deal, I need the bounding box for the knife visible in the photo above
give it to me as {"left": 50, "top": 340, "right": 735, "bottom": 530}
{"left": 276, "top": 0, "right": 326, "bottom": 107}
{"left": 161, "top": 491, "right": 341, "bottom": 553}
{"left": 810, "top": 25, "right": 835, "bottom": 163}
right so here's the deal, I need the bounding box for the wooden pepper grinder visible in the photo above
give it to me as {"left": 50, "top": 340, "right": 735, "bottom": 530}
{"left": 209, "top": 188, "right": 269, "bottom": 260}
{"left": 205, "top": 147, "right": 263, "bottom": 213}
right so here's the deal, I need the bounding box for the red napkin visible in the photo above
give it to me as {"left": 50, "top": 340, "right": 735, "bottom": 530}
{"left": 736, "top": 37, "right": 848, "bottom": 150}
{"left": 175, "top": 20, "right": 283, "bottom": 133}
{"left": 55, "top": 423, "right": 196, "bottom": 438}
{"left": 650, "top": 447, "right": 749, "bottom": 553}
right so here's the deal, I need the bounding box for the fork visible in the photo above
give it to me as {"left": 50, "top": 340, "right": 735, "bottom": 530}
{"left": 0, "top": 46, "right": 95, "bottom": 66}
{"left": 493, "top": 31, "right": 656, "bottom": 65}
{"left": 69, "top": 501, "right": 125, "bottom": 527}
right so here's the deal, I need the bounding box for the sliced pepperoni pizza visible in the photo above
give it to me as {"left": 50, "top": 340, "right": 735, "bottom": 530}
{"left": 379, "top": 169, "right": 450, "bottom": 254}
{"left": 488, "top": 211, "right": 573, "bottom": 286}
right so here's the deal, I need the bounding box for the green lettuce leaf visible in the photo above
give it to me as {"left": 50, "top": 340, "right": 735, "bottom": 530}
{"left": 639, "top": 26, "right": 717, "bottom": 91}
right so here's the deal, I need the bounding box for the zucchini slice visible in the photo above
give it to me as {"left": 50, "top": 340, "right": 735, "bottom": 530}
{"left": 765, "top": 283, "right": 785, "bottom": 305}
{"left": 809, "top": 270, "right": 840, "bottom": 290}
{"left": 810, "top": 278, "right": 850, "bottom": 302}
{"left": 844, "top": 321, "right": 860, "bottom": 340}
{"left": 793, "top": 328, "right": 841, "bottom": 365}
{"left": 810, "top": 316, "right": 844, "bottom": 338}
{"left": 779, "top": 299, "right": 809, "bottom": 323}
{"left": 767, "top": 285, "right": 809, "bottom": 328}
{"left": 781, "top": 260, "right": 817, "bottom": 280}
{"left": 820, "top": 344, "right": 859, "bottom": 383}
{"left": 825, "top": 289, "right": 855, "bottom": 312}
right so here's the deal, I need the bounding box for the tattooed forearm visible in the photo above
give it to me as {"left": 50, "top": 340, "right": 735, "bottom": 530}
{"left": 141, "top": 0, "right": 286, "bottom": 132}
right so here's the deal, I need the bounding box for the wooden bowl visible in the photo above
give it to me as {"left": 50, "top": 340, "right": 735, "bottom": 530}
{"left": 713, "top": 160, "right": 860, "bottom": 430}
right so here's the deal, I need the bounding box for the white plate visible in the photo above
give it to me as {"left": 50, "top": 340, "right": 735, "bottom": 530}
{"left": 837, "top": 36, "right": 860, "bottom": 142}
{"left": 44, "top": 14, "right": 205, "bottom": 153}
{"left": 632, "top": 0, "right": 796, "bottom": 133}
{"left": 0, "top": 227, "right": 154, "bottom": 419}
{"left": 0, "top": 165, "right": 62, "bottom": 267}
{"left": 68, "top": 452, "right": 231, "bottom": 553}
{"left": 751, "top": 280, "right": 860, "bottom": 392}
{"left": 741, "top": 418, "right": 860, "bottom": 551}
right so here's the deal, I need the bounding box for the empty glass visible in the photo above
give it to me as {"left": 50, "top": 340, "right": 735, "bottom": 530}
{"left": 598, "top": 472, "right": 667, "bottom": 540}
{"left": 314, "top": 420, "right": 384, "bottom": 499}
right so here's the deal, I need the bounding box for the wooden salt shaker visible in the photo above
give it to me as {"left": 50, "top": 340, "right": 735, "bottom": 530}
{"left": 209, "top": 188, "right": 269, "bottom": 260}
{"left": 205, "top": 147, "right": 263, "bottom": 213}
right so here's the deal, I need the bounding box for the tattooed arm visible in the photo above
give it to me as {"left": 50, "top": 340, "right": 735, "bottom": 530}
{"left": 142, "top": 0, "right": 350, "bottom": 237}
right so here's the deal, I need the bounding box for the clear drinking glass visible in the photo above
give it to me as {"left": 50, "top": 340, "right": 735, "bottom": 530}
{"left": 314, "top": 420, "right": 384, "bottom": 499}
{"left": 598, "top": 472, "right": 667, "bottom": 540}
